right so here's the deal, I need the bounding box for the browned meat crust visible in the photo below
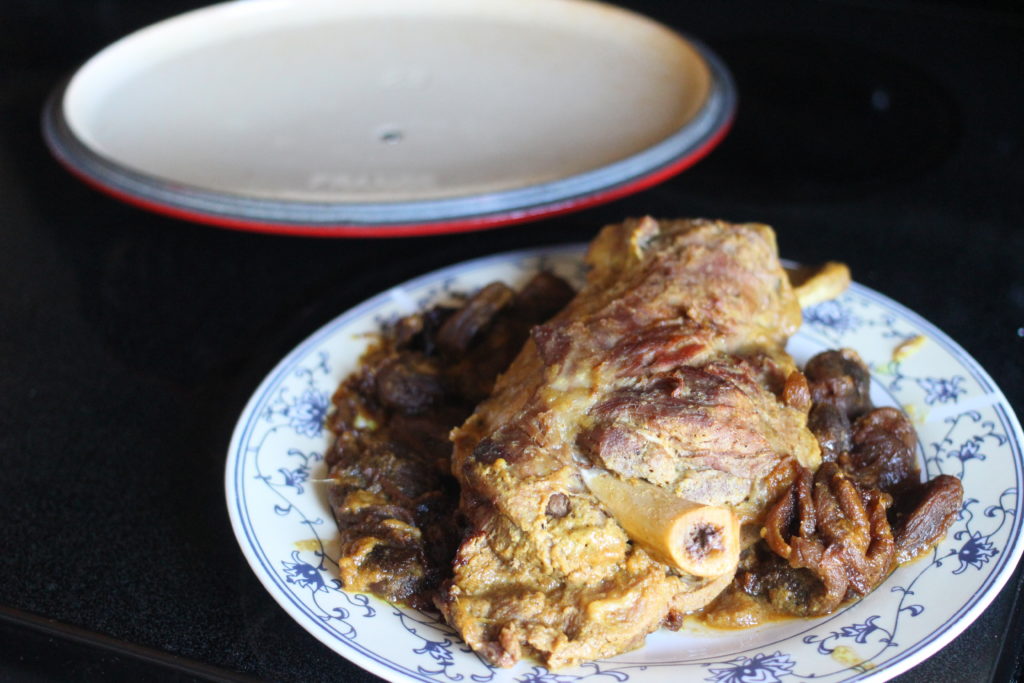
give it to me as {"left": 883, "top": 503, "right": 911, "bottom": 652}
{"left": 438, "top": 218, "right": 821, "bottom": 668}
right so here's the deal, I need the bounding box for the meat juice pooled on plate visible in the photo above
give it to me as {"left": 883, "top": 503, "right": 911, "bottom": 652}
{"left": 323, "top": 217, "right": 962, "bottom": 669}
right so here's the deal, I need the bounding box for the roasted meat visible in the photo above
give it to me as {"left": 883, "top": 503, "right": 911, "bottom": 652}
{"left": 323, "top": 216, "right": 963, "bottom": 666}
{"left": 325, "top": 273, "right": 575, "bottom": 609}
{"left": 438, "top": 217, "right": 821, "bottom": 668}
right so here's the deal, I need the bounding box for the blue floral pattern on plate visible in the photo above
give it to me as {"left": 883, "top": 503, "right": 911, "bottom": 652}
{"left": 227, "top": 246, "right": 1024, "bottom": 683}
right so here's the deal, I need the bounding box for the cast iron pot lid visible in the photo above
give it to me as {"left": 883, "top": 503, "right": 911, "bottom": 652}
{"left": 42, "top": 0, "right": 735, "bottom": 237}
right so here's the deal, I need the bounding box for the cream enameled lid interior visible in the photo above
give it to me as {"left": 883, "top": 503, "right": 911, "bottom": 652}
{"left": 62, "top": 0, "right": 713, "bottom": 203}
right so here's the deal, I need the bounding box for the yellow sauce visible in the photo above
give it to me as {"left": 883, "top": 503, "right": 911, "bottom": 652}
{"left": 892, "top": 334, "right": 926, "bottom": 362}
{"left": 831, "top": 645, "right": 875, "bottom": 672}
{"left": 690, "top": 584, "right": 796, "bottom": 630}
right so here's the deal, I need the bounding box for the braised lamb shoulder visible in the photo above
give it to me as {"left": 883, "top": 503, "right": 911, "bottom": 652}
{"left": 438, "top": 217, "right": 822, "bottom": 668}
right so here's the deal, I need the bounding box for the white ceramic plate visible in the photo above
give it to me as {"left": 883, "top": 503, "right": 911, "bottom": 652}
{"left": 226, "top": 246, "right": 1024, "bottom": 682}
{"left": 43, "top": 0, "right": 734, "bottom": 236}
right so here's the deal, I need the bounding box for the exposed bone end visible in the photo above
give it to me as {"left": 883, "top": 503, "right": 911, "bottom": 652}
{"left": 665, "top": 503, "right": 740, "bottom": 577}
{"left": 583, "top": 469, "right": 741, "bottom": 578}
{"left": 786, "top": 261, "right": 851, "bottom": 309}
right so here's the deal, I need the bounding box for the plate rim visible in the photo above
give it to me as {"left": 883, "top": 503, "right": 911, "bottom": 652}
{"left": 41, "top": 0, "right": 736, "bottom": 237}
{"left": 225, "top": 244, "right": 1024, "bottom": 681}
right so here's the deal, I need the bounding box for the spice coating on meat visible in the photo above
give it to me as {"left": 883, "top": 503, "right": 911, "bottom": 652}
{"left": 325, "top": 273, "right": 575, "bottom": 609}
{"left": 439, "top": 218, "right": 821, "bottom": 668}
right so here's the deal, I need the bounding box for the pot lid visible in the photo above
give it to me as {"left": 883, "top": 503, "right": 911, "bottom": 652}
{"left": 43, "top": 0, "right": 735, "bottom": 237}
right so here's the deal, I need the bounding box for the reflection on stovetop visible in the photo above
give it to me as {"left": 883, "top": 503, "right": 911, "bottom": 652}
{"left": 687, "top": 35, "right": 960, "bottom": 202}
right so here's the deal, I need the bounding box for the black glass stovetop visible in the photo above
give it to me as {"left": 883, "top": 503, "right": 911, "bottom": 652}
{"left": 2, "top": 1, "right": 1022, "bottom": 681}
